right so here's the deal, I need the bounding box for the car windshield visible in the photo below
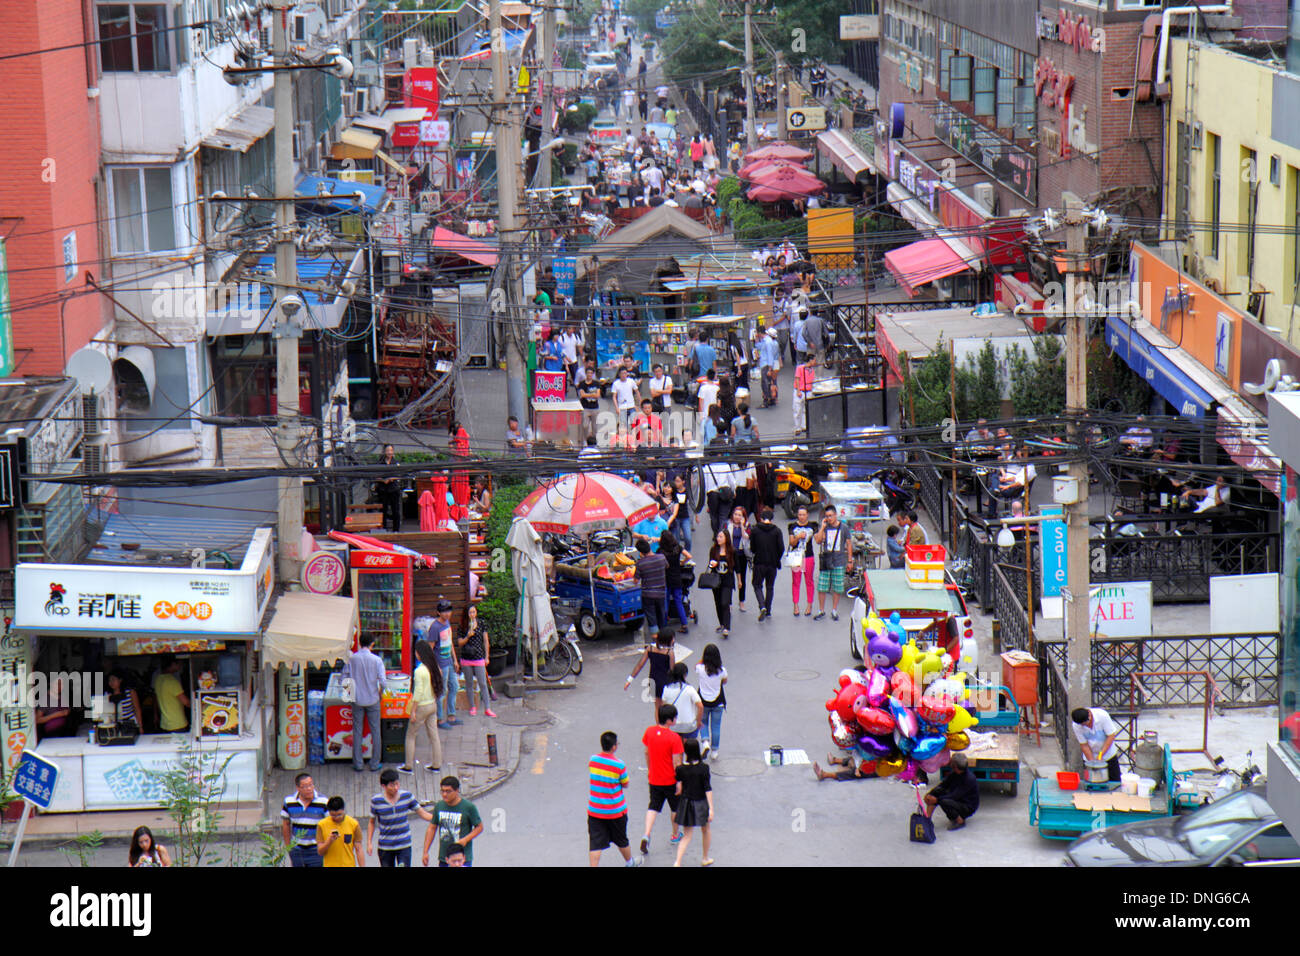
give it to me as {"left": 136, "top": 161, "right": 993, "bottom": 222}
{"left": 1175, "top": 790, "right": 1272, "bottom": 859}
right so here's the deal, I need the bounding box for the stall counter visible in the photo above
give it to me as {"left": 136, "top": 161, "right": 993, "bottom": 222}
{"left": 32, "top": 705, "right": 265, "bottom": 813}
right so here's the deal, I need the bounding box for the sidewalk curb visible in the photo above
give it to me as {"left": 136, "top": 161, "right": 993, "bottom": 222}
{"left": 465, "top": 725, "right": 527, "bottom": 801}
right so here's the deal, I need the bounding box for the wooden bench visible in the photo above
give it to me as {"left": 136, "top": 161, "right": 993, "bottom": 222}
{"left": 345, "top": 503, "right": 384, "bottom": 532}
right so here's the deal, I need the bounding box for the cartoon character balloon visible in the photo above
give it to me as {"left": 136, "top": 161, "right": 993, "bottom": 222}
{"left": 885, "top": 611, "right": 908, "bottom": 644}
{"left": 828, "top": 711, "right": 857, "bottom": 749}
{"left": 826, "top": 682, "right": 866, "bottom": 724}
{"left": 867, "top": 630, "right": 902, "bottom": 677}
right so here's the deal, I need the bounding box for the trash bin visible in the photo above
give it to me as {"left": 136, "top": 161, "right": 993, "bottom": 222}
{"left": 381, "top": 718, "right": 409, "bottom": 763}
{"left": 1000, "top": 650, "right": 1039, "bottom": 707}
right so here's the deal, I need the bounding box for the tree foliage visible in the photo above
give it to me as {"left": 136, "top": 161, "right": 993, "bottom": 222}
{"left": 963, "top": 339, "right": 1002, "bottom": 421}
{"left": 477, "top": 482, "right": 532, "bottom": 653}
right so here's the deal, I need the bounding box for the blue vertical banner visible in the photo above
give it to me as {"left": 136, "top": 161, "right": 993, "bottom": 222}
{"left": 1040, "top": 505, "right": 1067, "bottom": 600}
{"left": 554, "top": 256, "right": 577, "bottom": 298}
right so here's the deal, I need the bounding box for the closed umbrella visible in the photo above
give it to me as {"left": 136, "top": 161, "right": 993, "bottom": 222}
{"left": 506, "top": 517, "right": 558, "bottom": 653}
{"left": 418, "top": 490, "right": 438, "bottom": 532}
{"left": 430, "top": 474, "right": 450, "bottom": 527}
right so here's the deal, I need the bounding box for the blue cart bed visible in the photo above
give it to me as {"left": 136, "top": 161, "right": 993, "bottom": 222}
{"left": 1028, "top": 743, "right": 1178, "bottom": 840}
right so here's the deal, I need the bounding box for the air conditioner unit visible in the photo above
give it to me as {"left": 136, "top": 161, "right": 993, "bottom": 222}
{"left": 259, "top": 27, "right": 271, "bottom": 52}
{"left": 84, "top": 438, "right": 107, "bottom": 476}
{"left": 382, "top": 252, "right": 402, "bottom": 287}
{"left": 82, "top": 393, "right": 102, "bottom": 438}
{"left": 972, "top": 182, "right": 995, "bottom": 210}
{"left": 327, "top": 0, "right": 346, "bottom": 18}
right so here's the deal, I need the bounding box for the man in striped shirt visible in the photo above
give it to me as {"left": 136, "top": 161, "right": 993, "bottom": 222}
{"left": 588, "top": 731, "right": 641, "bottom": 867}
{"left": 368, "top": 768, "right": 434, "bottom": 867}
{"left": 281, "top": 772, "right": 329, "bottom": 868}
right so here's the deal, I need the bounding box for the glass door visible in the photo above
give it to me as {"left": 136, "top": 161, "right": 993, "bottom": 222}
{"left": 356, "top": 570, "right": 405, "bottom": 670}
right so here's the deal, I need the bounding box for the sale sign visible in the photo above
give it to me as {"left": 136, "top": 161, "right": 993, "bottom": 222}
{"left": 1089, "top": 582, "right": 1152, "bottom": 638}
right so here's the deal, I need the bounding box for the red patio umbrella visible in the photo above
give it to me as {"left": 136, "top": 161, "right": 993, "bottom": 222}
{"left": 418, "top": 490, "right": 438, "bottom": 532}
{"left": 744, "top": 141, "right": 814, "bottom": 163}
{"left": 745, "top": 164, "right": 827, "bottom": 201}
{"left": 737, "top": 158, "right": 804, "bottom": 181}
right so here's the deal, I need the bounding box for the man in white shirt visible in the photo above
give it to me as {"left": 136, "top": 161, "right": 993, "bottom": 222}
{"left": 643, "top": 162, "right": 664, "bottom": 194}
{"left": 610, "top": 365, "right": 640, "bottom": 430}
{"left": 655, "top": 84, "right": 669, "bottom": 101}
{"left": 696, "top": 369, "right": 720, "bottom": 416}
{"left": 1071, "top": 707, "right": 1122, "bottom": 781}
{"left": 780, "top": 240, "right": 798, "bottom": 266}
{"left": 988, "top": 445, "right": 1035, "bottom": 517}
{"left": 622, "top": 89, "right": 636, "bottom": 121}
{"left": 1181, "top": 474, "right": 1231, "bottom": 514}
{"left": 648, "top": 363, "right": 673, "bottom": 413}
{"left": 559, "top": 327, "right": 583, "bottom": 391}
{"left": 624, "top": 128, "right": 637, "bottom": 155}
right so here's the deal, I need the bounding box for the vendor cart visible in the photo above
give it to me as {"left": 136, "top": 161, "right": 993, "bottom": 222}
{"left": 964, "top": 683, "right": 1021, "bottom": 796}
{"left": 1028, "top": 743, "right": 1179, "bottom": 840}
{"left": 551, "top": 552, "right": 644, "bottom": 638}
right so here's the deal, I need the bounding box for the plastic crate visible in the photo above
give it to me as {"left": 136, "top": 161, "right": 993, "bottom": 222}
{"left": 904, "top": 543, "right": 946, "bottom": 589}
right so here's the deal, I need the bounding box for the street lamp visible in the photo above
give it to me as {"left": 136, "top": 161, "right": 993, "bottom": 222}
{"left": 718, "top": 40, "right": 741, "bottom": 53}
{"left": 522, "top": 138, "right": 564, "bottom": 158}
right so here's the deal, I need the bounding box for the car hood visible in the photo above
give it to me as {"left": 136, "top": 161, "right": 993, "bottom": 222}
{"left": 1066, "top": 818, "right": 1200, "bottom": 866}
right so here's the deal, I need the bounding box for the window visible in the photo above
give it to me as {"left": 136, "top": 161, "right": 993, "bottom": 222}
{"left": 996, "top": 76, "right": 1016, "bottom": 129}
{"left": 1291, "top": 167, "right": 1300, "bottom": 299}
{"left": 939, "top": 48, "right": 952, "bottom": 93}
{"left": 1014, "top": 85, "right": 1035, "bottom": 139}
{"left": 110, "top": 166, "right": 176, "bottom": 253}
{"left": 974, "top": 66, "right": 997, "bottom": 116}
{"left": 98, "top": 4, "right": 171, "bottom": 72}
{"left": 1208, "top": 133, "right": 1221, "bottom": 259}
{"left": 950, "top": 55, "right": 972, "bottom": 102}
{"left": 213, "top": 335, "right": 276, "bottom": 418}
{"left": 1241, "top": 147, "right": 1258, "bottom": 276}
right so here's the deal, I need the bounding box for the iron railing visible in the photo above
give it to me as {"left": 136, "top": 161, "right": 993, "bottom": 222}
{"left": 913, "top": 449, "right": 947, "bottom": 539}
{"left": 1045, "top": 653, "right": 1071, "bottom": 763}
{"left": 1039, "top": 633, "right": 1279, "bottom": 710}
{"left": 1089, "top": 527, "right": 1278, "bottom": 603}
{"left": 992, "top": 562, "right": 1034, "bottom": 655}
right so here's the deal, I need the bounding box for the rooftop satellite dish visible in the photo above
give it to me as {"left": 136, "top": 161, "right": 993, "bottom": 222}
{"left": 65, "top": 347, "right": 113, "bottom": 395}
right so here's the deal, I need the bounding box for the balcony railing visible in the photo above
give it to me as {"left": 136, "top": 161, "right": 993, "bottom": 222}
{"left": 929, "top": 100, "right": 1036, "bottom": 204}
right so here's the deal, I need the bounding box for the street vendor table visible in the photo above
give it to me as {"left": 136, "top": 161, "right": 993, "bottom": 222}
{"left": 1028, "top": 743, "right": 1177, "bottom": 840}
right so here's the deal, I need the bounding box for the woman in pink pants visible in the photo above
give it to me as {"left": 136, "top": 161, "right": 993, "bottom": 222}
{"left": 787, "top": 505, "right": 817, "bottom": 616}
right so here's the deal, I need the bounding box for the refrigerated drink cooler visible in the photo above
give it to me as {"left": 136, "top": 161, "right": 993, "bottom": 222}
{"left": 349, "top": 549, "right": 414, "bottom": 672}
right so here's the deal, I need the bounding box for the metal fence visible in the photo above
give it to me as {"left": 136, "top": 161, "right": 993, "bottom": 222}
{"left": 1038, "top": 633, "right": 1279, "bottom": 710}
{"left": 992, "top": 562, "right": 1036, "bottom": 655}
{"left": 1089, "top": 528, "right": 1278, "bottom": 603}
{"left": 913, "top": 449, "right": 947, "bottom": 539}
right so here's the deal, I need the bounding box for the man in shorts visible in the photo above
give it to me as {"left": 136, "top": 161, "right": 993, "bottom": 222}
{"left": 812, "top": 505, "right": 853, "bottom": 621}
{"left": 588, "top": 731, "right": 642, "bottom": 866}
{"left": 639, "top": 704, "right": 684, "bottom": 856}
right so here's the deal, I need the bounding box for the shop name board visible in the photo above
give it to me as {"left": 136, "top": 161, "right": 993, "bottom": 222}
{"left": 1034, "top": 56, "right": 1074, "bottom": 113}
{"left": 840, "top": 14, "right": 880, "bottom": 41}
{"left": 1035, "top": 9, "right": 1105, "bottom": 55}
{"left": 887, "top": 143, "right": 942, "bottom": 213}
{"left": 350, "top": 550, "right": 406, "bottom": 569}
{"left": 14, "top": 529, "right": 273, "bottom": 635}
{"left": 404, "top": 67, "right": 439, "bottom": 116}
{"left": 1089, "top": 582, "right": 1152, "bottom": 638}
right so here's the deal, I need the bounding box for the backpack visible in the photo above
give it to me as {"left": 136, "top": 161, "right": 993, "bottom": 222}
{"left": 685, "top": 344, "right": 701, "bottom": 379}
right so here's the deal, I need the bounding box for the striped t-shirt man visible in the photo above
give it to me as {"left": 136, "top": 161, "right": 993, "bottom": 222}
{"left": 282, "top": 789, "right": 329, "bottom": 847}
{"left": 588, "top": 751, "right": 630, "bottom": 818}
{"left": 370, "top": 789, "right": 422, "bottom": 851}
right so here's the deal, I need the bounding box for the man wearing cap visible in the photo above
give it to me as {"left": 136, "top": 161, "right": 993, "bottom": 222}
{"left": 756, "top": 328, "right": 781, "bottom": 408}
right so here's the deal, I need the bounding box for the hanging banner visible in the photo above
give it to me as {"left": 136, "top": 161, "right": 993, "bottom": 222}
{"left": 0, "top": 630, "right": 34, "bottom": 785}
{"left": 277, "top": 664, "right": 307, "bottom": 771}
{"left": 553, "top": 256, "right": 577, "bottom": 298}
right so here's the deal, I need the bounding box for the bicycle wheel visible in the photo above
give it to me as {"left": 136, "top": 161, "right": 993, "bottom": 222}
{"left": 536, "top": 640, "right": 574, "bottom": 682}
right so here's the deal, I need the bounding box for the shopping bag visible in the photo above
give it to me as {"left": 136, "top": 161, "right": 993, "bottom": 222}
{"left": 909, "top": 784, "right": 936, "bottom": 844}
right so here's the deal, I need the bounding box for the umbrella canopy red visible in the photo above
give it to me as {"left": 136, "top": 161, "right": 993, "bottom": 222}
{"left": 745, "top": 164, "right": 827, "bottom": 201}
{"left": 737, "top": 158, "right": 804, "bottom": 181}
{"left": 744, "top": 141, "right": 814, "bottom": 163}
{"left": 513, "top": 472, "right": 658, "bottom": 534}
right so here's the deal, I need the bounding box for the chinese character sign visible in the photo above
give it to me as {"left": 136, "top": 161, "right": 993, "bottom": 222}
{"left": 12, "top": 750, "right": 59, "bottom": 809}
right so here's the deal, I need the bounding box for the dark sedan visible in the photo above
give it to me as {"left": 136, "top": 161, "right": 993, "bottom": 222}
{"left": 1065, "top": 787, "right": 1300, "bottom": 867}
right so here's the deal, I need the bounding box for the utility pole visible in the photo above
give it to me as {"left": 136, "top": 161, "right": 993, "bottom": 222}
{"left": 539, "top": 0, "right": 557, "bottom": 191}
{"left": 775, "top": 50, "right": 788, "bottom": 141}
{"left": 492, "top": 0, "right": 527, "bottom": 424}
{"left": 272, "top": 0, "right": 304, "bottom": 584}
{"left": 743, "top": 0, "right": 757, "bottom": 151}
{"left": 1063, "top": 196, "right": 1091, "bottom": 768}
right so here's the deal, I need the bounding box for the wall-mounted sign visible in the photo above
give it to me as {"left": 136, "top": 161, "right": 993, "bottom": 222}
{"left": 391, "top": 122, "right": 420, "bottom": 148}
{"left": 0, "top": 237, "right": 13, "bottom": 376}
{"left": 1034, "top": 57, "right": 1074, "bottom": 113}
{"left": 419, "top": 119, "right": 450, "bottom": 144}
{"left": 1089, "top": 582, "right": 1153, "bottom": 638}
{"left": 786, "top": 106, "right": 826, "bottom": 131}
{"left": 840, "top": 15, "right": 880, "bottom": 41}
{"left": 62, "top": 232, "right": 77, "bottom": 284}
{"left": 302, "top": 551, "right": 347, "bottom": 596}
{"left": 1036, "top": 9, "right": 1106, "bottom": 54}
{"left": 403, "top": 66, "right": 439, "bottom": 116}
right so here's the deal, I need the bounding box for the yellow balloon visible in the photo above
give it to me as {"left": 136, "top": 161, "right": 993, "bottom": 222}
{"left": 865, "top": 613, "right": 886, "bottom": 637}
{"left": 946, "top": 731, "right": 970, "bottom": 752}
{"left": 917, "top": 650, "right": 944, "bottom": 675}
{"left": 947, "top": 705, "right": 979, "bottom": 734}
{"left": 897, "top": 640, "right": 919, "bottom": 677}
{"left": 876, "top": 757, "right": 904, "bottom": 778}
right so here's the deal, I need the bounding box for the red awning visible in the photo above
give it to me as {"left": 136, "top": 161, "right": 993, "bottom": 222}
{"left": 431, "top": 226, "right": 498, "bottom": 266}
{"left": 883, "top": 238, "right": 973, "bottom": 296}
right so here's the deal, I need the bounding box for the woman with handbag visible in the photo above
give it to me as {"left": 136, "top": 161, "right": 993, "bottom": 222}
{"left": 787, "top": 505, "right": 817, "bottom": 616}
{"left": 724, "top": 505, "right": 752, "bottom": 613}
{"left": 668, "top": 473, "right": 694, "bottom": 546}
{"left": 399, "top": 640, "right": 445, "bottom": 775}
{"left": 703, "top": 529, "right": 736, "bottom": 638}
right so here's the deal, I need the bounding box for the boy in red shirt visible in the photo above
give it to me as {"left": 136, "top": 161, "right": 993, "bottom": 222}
{"left": 639, "top": 703, "right": 684, "bottom": 856}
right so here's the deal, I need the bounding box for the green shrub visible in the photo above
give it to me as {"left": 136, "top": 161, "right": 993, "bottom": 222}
{"left": 477, "top": 482, "right": 532, "bottom": 651}
{"left": 559, "top": 102, "right": 598, "bottom": 134}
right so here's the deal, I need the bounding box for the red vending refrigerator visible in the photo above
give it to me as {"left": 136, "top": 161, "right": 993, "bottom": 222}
{"left": 349, "top": 550, "right": 414, "bottom": 672}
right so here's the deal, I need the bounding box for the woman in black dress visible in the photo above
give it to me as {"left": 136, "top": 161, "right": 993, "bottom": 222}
{"left": 673, "top": 737, "right": 714, "bottom": 866}
{"left": 706, "top": 529, "right": 736, "bottom": 638}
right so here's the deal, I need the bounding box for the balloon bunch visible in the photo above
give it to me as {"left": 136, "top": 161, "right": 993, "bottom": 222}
{"left": 826, "top": 612, "right": 980, "bottom": 782}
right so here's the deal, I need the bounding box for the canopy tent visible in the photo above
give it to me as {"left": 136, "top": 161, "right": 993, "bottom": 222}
{"left": 262, "top": 593, "right": 358, "bottom": 669}
{"left": 744, "top": 141, "right": 813, "bottom": 163}
{"left": 506, "top": 517, "right": 558, "bottom": 652}
{"left": 430, "top": 226, "right": 499, "bottom": 266}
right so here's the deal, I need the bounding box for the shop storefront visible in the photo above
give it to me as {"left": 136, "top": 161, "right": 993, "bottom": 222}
{"left": 4, "top": 529, "right": 275, "bottom": 812}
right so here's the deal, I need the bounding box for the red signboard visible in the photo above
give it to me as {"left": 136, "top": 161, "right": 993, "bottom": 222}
{"left": 391, "top": 122, "right": 420, "bottom": 148}
{"left": 533, "top": 370, "right": 567, "bottom": 403}
{"left": 348, "top": 549, "right": 408, "bottom": 569}
{"left": 404, "top": 67, "right": 439, "bottom": 116}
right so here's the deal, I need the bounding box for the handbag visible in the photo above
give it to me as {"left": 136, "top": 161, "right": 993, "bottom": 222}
{"left": 909, "top": 786, "right": 937, "bottom": 844}
{"left": 697, "top": 570, "right": 721, "bottom": 590}
{"left": 784, "top": 548, "right": 805, "bottom": 569}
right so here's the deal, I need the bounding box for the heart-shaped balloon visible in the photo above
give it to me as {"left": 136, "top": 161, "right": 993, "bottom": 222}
{"left": 912, "top": 733, "right": 947, "bottom": 760}
{"left": 890, "top": 670, "right": 919, "bottom": 707}
{"left": 918, "top": 747, "right": 952, "bottom": 774}
{"left": 918, "top": 694, "right": 956, "bottom": 726}
{"left": 865, "top": 668, "right": 889, "bottom": 707}
{"left": 856, "top": 734, "right": 894, "bottom": 759}
{"left": 888, "top": 696, "right": 919, "bottom": 740}
{"left": 854, "top": 703, "right": 896, "bottom": 737}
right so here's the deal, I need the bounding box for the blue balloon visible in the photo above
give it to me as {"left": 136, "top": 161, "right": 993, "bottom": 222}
{"left": 912, "top": 734, "right": 947, "bottom": 760}
{"left": 894, "top": 730, "right": 916, "bottom": 756}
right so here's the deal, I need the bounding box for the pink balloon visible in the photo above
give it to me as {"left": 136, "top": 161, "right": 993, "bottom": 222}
{"left": 898, "top": 759, "right": 920, "bottom": 784}
{"left": 865, "top": 669, "right": 889, "bottom": 707}
{"left": 918, "top": 747, "right": 952, "bottom": 775}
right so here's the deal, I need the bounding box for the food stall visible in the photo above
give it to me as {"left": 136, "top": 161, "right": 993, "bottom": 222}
{"left": 6, "top": 529, "right": 276, "bottom": 812}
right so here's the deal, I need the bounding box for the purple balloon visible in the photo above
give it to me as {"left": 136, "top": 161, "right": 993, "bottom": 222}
{"left": 856, "top": 734, "right": 894, "bottom": 759}
{"left": 865, "top": 668, "right": 890, "bottom": 707}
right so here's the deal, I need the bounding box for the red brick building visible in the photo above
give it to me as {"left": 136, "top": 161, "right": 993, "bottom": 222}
{"left": 0, "top": 1, "right": 107, "bottom": 376}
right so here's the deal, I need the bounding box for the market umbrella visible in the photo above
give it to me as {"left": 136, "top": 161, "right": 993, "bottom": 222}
{"left": 744, "top": 141, "right": 813, "bottom": 163}
{"left": 738, "top": 158, "right": 804, "bottom": 180}
{"left": 746, "top": 164, "right": 827, "bottom": 201}
{"left": 513, "top": 472, "right": 659, "bottom": 638}
{"left": 506, "top": 517, "right": 558, "bottom": 653}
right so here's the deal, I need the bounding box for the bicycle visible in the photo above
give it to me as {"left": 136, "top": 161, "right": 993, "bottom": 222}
{"left": 520, "top": 611, "right": 585, "bottom": 682}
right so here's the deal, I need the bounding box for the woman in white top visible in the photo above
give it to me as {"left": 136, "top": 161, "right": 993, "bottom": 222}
{"left": 695, "top": 643, "right": 728, "bottom": 757}
{"left": 662, "top": 662, "right": 703, "bottom": 740}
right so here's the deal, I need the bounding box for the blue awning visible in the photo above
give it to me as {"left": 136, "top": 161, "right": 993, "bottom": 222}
{"left": 1105, "top": 315, "right": 1215, "bottom": 418}
{"left": 206, "top": 249, "right": 365, "bottom": 335}
{"left": 294, "top": 174, "right": 388, "bottom": 213}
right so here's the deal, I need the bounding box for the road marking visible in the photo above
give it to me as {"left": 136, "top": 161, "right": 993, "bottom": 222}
{"left": 531, "top": 733, "right": 548, "bottom": 774}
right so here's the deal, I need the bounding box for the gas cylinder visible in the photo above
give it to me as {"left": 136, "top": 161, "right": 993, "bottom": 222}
{"left": 1133, "top": 730, "right": 1164, "bottom": 783}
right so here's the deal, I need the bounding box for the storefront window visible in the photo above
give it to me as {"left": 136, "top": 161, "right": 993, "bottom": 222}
{"left": 1282, "top": 484, "right": 1300, "bottom": 759}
